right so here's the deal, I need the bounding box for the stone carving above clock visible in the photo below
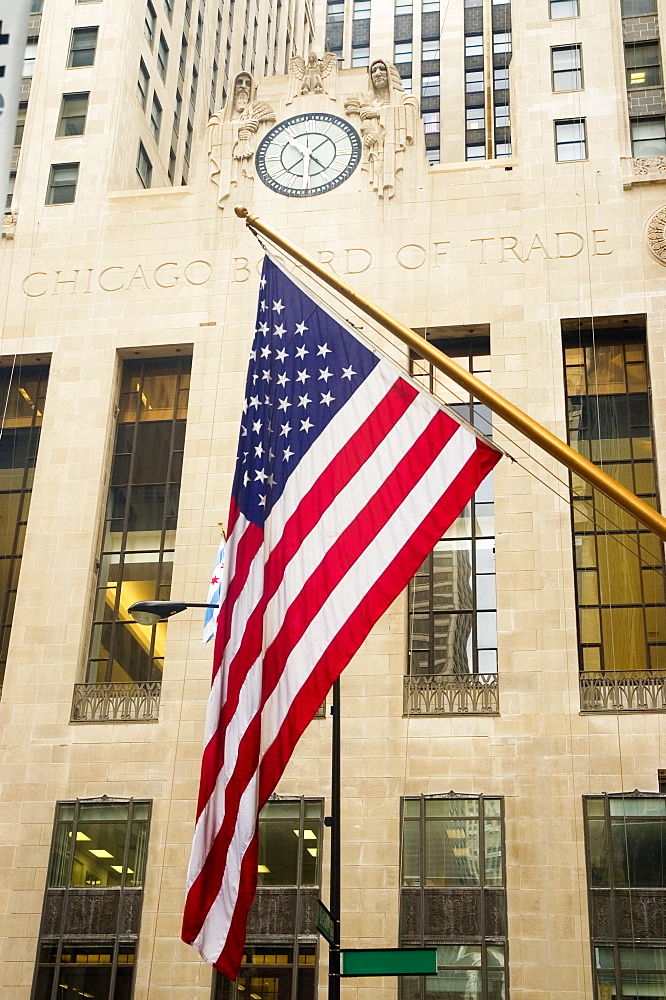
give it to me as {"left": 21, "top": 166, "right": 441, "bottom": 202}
{"left": 207, "top": 71, "right": 276, "bottom": 208}
{"left": 344, "top": 59, "right": 419, "bottom": 200}
{"left": 287, "top": 52, "right": 338, "bottom": 104}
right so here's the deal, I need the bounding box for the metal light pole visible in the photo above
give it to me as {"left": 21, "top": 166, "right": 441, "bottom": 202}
{"left": 328, "top": 677, "right": 341, "bottom": 1000}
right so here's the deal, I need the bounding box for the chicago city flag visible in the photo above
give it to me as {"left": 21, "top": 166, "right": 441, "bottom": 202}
{"left": 182, "top": 254, "right": 501, "bottom": 977}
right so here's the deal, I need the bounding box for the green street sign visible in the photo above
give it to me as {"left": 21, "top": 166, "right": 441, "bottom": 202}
{"left": 341, "top": 948, "right": 438, "bottom": 977}
{"left": 316, "top": 900, "right": 335, "bottom": 945}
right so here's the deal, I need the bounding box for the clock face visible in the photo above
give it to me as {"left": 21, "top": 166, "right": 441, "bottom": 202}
{"left": 255, "top": 113, "right": 361, "bottom": 198}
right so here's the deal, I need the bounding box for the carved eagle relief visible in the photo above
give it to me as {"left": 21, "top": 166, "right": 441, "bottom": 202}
{"left": 287, "top": 52, "right": 338, "bottom": 103}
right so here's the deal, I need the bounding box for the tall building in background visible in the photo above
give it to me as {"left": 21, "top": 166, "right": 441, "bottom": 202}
{"left": 3, "top": 1, "right": 666, "bottom": 999}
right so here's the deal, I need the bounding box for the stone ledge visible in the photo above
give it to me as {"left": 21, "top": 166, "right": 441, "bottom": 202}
{"left": 622, "top": 154, "right": 666, "bottom": 188}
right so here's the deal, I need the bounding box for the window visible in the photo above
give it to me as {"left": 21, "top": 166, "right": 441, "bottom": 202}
{"left": 631, "top": 116, "right": 666, "bottom": 156}
{"left": 14, "top": 103, "right": 27, "bottom": 146}
{"left": 395, "top": 41, "right": 413, "bottom": 64}
{"left": 402, "top": 76, "right": 413, "bottom": 92}
{"left": 213, "top": 799, "right": 323, "bottom": 1000}
{"left": 164, "top": 0, "right": 173, "bottom": 21}
{"left": 495, "top": 141, "right": 512, "bottom": 156}
{"left": 173, "top": 88, "right": 182, "bottom": 136}
{"left": 626, "top": 42, "right": 662, "bottom": 89}
{"left": 46, "top": 162, "right": 79, "bottom": 203}
{"left": 23, "top": 40, "right": 37, "bottom": 77}
{"left": 56, "top": 92, "right": 89, "bottom": 136}
{"left": 30, "top": 0, "right": 44, "bottom": 10}
{"left": 400, "top": 795, "right": 507, "bottom": 1000}
{"left": 494, "top": 103, "right": 509, "bottom": 128}
{"left": 150, "top": 93, "right": 162, "bottom": 141}
{"left": 327, "top": 0, "right": 344, "bottom": 20}
{"left": 422, "top": 38, "right": 440, "bottom": 60}
{"left": 68, "top": 27, "right": 98, "bottom": 67}
{"left": 351, "top": 45, "right": 370, "bottom": 66}
{"left": 555, "top": 118, "right": 586, "bottom": 160}
{"left": 179, "top": 33, "right": 188, "bottom": 78}
{"left": 353, "top": 0, "right": 371, "bottom": 17}
{"left": 5, "top": 173, "right": 16, "bottom": 211}
{"left": 426, "top": 147, "right": 440, "bottom": 164}
{"left": 422, "top": 73, "right": 439, "bottom": 97}
{"left": 396, "top": 0, "right": 413, "bottom": 11}
{"left": 184, "top": 118, "right": 193, "bottom": 165}
{"left": 157, "top": 31, "right": 169, "bottom": 79}
{"left": 144, "top": 0, "right": 156, "bottom": 46}
{"left": 621, "top": 0, "right": 657, "bottom": 13}
{"left": 466, "top": 143, "right": 485, "bottom": 160}
{"left": 196, "top": 12, "right": 204, "bottom": 50}
{"left": 466, "top": 106, "right": 485, "bottom": 130}
{"left": 493, "top": 31, "right": 511, "bottom": 54}
{"left": 564, "top": 329, "right": 665, "bottom": 674}
{"left": 584, "top": 794, "right": 666, "bottom": 1000}
{"left": 137, "top": 142, "right": 152, "bottom": 187}
{"left": 0, "top": 364, "right": 49, "bottom": 690}
{"left": 422, "top": 110, "right": 440, "bottom": 133}
{"left": 422, "top": 0, "right": 439, "bottom": 10}
{"left": 408, "top": 344, "right": 495, "bottom": 677}
{"left": 190, "top": 65, "right": 199, "bottom": 111}
{"left": 32, "top": 798, "right": 150, "bottom": 1000}
{"left": 465, "top": 0, "right": 482, "bottom": 6}
{"left": 465, "top": 34, "right": 482, "bottom": 57}
{"left": 168, "top": 146, "right": 176, "bottom": 182}
{"left": 137, "top": 58, "right": 150, "bottom": 109}
{"left": 494, "top": 66, "right": 509, "bottom": 89}
{"left": 466, "top": 70, "right": 483, "bottom": 93}
{"left": 552, "top": 44, "right": 582, "bottom": 91}
{"left": 550, "top": 0, "right": 579, "bottom": 16}
{"left": 86, "top": 357, "right": 191, "bottom": 684}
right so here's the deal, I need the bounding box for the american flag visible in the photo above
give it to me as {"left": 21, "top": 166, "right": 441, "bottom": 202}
{"left": 182, "top": 255, "right": 501, "bottom": 977}
{"left": 203, "top": 535, "right": 226, "bottom": 644}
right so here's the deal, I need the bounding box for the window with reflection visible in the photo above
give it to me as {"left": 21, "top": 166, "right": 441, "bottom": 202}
{"left": 584, "top": 794, "right": 666, "bottom": 1000}
{"left": 86, "top": 356, "right": 190, "bottom": 684}
{"left": 408, "top": 341, "right": 496, "bottom": 677}
{"left": 400, "top": 795, "right": 507, "bottom": 1000}
{"left": 0, "top": 363, "right": 49, "bottom": 692}
{"left": 563, "top": 327, "right": 665, "bottom": 674}
{"left": 214, "top": 799, "right": 323, "bottom": 1000}
{"left": 32, "top": 798, "right": 150, "bottom": 1000}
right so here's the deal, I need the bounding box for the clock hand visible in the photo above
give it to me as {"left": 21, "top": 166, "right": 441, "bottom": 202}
{"left": 285, "top": 137, "right": 312, "bottom": 187}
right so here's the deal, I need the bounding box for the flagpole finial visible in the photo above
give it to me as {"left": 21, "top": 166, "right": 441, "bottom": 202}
{"left": 235, "top": 205, "right": 249, "bottom": 218}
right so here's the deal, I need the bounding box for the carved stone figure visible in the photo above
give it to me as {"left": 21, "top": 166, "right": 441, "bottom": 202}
{"left": 207, "top": 72, "right": 276, "bottom": 207}
{"left": 344, "top": 59, "right": 418, "bottom": 199}
{"left": 286, "top": 52, "right": 338, "bottom": 104}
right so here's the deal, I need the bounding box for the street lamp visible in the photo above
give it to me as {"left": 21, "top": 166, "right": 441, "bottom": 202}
{"left": 128, "top": 600, "right": 217, "bottom": 625}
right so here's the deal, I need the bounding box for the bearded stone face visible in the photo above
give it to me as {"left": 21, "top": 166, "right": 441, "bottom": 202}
{"left": 234, "top": 74, "right": 252, "bottom": 112}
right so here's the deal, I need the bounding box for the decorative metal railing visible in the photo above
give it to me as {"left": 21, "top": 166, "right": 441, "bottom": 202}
{"left": 70, "top": 682, "right": 161, "bottom": 723}
{"left": 403, "top": 673, "right": 499, "bottom": 715}
{"left": 579, "top": 672, "right": 666, "bottom": 713}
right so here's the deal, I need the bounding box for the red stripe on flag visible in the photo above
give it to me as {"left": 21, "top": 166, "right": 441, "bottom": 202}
{"left": 258, "top": 408, "right": 459, "bottom": 701}
{"left": 258, "top": 439, "right": 501, "bottom": 802}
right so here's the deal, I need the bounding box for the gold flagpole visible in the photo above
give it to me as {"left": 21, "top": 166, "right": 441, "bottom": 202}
{"left": 235, "top": 206, "right": 666, "bottom": 543}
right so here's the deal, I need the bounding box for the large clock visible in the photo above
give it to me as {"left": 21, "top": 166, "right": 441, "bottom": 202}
{"left": 255, "top": 112, "right": 361, "bottom": 197}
